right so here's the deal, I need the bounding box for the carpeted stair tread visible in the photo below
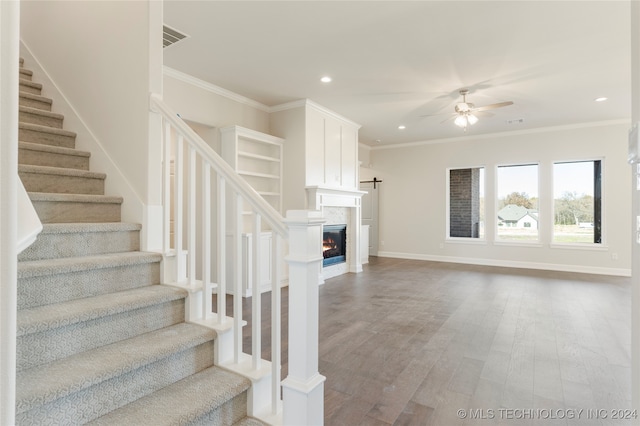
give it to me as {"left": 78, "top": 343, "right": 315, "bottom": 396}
{"left": 36, "top": 222, "right": 141, "bottom": 234}
{"left": 19, "top": 92, "right": 53, "bottom": 111}
{"left": 19, "top": 68, "right": 33, "bottom": 80}
{"left": 18, "top": 251, "right": 161, "bottom": 279}
{"left": 20, "top": 78, "right": 42, "bottom": 93}
{"left": 19, "top": 141, "right": 90, "bottom": 170}
{"left": 19, "top": 141, "right": 89, "bottom": 160}
{"left": 16, "top": 322, "right": 217, "bottom": 413}
{"left": 88, "top": 366, "right": 250, "bottom": 426}
{"left": 20, "top": 122, "right": 76, "bottom": 138}
{"left": 19, "top": 105, "right": 64, "bottom": 121}
{"left": 17, "top": 285, "right": 186, "bottom": 336}
{"left": 18, "top": 222, "right": 141, "bottom": 261}
{"left": 19, "top": 164, "right": 106, "bottom": 180}
{"left": 28, "top": 191, "right": 122, "bottom": 204}
{"left": 233, "top": 417, "right": 270, "bottom": 426}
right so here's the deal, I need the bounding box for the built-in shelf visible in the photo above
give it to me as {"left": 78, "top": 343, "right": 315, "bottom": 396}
{"left": 221, "top": 125, "right": 284, "bottom": 220}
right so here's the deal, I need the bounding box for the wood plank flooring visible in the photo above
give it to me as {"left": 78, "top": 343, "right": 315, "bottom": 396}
{"left": 226, "top": 256, "right": 632, "bottom": 425}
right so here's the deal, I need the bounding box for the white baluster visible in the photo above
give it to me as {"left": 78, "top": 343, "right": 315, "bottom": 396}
{"left": 234, "top": 193, "right": 243, "bottom": 363}
{"left": 175, "top": 134, "right": 184, "bottom": 283}
{"left": 202, "top": 159, "right": 211, "bottom": 319}
{"left": 252, "top": 213, "right": 261, "bottom": 371}
{"left": 162, "top": 121, "right": 171, "bottom": 254}
{"left": 187, "top": 146, "right": 196, "bottom": 285}
{"left": 217, "top": 175, "right": 226, "bottom": 323}
{"left": 272, "top": 233, "right": 282, "bottom": 415}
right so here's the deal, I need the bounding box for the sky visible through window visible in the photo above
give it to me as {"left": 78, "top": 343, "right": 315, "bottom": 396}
{"left": 496, "top": 163, "right": 593, "bottom": 199}
{"left": 553, "top": 161, "right": 593, "bottom": 198}
{"left": 497, "top": 164, "right": 538, "bottom": 199}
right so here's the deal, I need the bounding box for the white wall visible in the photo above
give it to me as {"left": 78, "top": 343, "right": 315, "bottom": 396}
{"left": 163, "top": 73, "right": 270, "bottom": 155}
{"left": 270, "top": 106, "right": 308, "bottom": 212}
{"left": 20, "top": 1, "right": 153, "bottom": 218}
{"left": 370, "top": 121, "right": 631, "bottom": 275}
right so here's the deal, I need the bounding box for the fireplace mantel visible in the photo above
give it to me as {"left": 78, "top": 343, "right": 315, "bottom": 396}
{"left": 306, "top": 185, "right": 366, "bottom": 210}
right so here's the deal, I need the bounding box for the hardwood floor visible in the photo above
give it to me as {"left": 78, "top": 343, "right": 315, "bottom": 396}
{"left": 226, "top": 256, "right": 632, "bottom": 425}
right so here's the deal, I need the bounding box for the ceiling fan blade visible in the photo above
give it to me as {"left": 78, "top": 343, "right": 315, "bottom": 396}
{"left": 419, "top": 111, "right": 452, "bottom": 118}
{"left": 440, "top": 114, "right": 457, "bottom": 124}
{"left": 472, "top": 101, "right": 514, "bottom": 112}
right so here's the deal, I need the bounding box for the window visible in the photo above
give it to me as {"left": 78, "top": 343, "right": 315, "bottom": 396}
{"left": 447, "top": 167, "right": 484, "bottom": 239}
{"left": 553, "top": 160, "right": 602, "bottom": 244}
{"left": 497, "top": 164, "right": 539, "bottom": 241}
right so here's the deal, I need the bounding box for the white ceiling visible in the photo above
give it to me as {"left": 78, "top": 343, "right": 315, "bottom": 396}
{"left": 163, "top": 1, "right": 631, "bottom": 147}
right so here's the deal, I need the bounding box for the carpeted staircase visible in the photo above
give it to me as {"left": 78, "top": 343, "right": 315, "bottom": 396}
{"left": 15, "top": 57, "right": 262, "bottom": 425}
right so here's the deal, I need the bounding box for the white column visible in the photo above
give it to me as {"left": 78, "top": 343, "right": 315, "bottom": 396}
{"left": 630, "top": 1, "right": 640, "bottom": 414}
{"left": 143, "top": 0, "right": 164, "bottom": 252}
{"left": 0, "top": 2, "right": 20, "bottom": 424}
{"left": 282, "top": 210, "right": 326, "bottom": 426}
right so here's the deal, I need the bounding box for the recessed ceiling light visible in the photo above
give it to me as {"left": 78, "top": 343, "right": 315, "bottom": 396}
{"left": 320, "top": 76, "right": 332, "bottom": 83}
{"left": 594, "top": 97, "right": 608, "bottom": 102}
{"left": 398, "top": 125, "right": 406, "bottom": 130}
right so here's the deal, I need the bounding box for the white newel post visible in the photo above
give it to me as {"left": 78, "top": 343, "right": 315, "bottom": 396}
{"left": 0, "top": 1, "right": 20, "bottom": 424}
{"left": 282, "top": 210, "right": 326, "bottom": 426}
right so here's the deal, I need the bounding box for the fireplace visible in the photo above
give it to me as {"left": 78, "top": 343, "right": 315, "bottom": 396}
{"left": 323, "top": 224, "right": 347, "bottom": 267}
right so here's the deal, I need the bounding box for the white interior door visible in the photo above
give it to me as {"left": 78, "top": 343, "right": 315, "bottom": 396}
{"left": 360, "top": 180, "right": 379, "bottom": 256}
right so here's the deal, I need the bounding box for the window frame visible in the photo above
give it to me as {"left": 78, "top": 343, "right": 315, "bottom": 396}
{"left": 445, "top": 165, "right": 486, "bottom": 242}
{"left": 494, "top": 162, "right": 542, "bottom": 245}
{"left": 550, "top": 157, "right": 606, "bottom": 248}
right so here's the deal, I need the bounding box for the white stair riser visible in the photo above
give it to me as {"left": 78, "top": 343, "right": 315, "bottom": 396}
{"left": 17, "top": 299, "right": 186, "bottom": 371}
{"left": 18, "top": 262, "right": 160, "bottom": 309}
{"left": 31, "top": 199, "right": 121, "bottom": 223}
{"left": 16, "top": 342, "right": 215, "bottom": 425}
{"left": 19, "top": 229, "right": 140, "bottom": 261}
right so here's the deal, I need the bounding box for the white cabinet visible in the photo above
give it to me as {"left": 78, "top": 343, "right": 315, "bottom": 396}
{"left": 305, "top": 104, "right": 360, "bottom": 190}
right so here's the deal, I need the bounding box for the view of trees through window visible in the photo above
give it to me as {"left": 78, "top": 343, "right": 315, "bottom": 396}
{"left": 553, "top": 160, "right": 601, "bottom": 244}
{"left": 496, "top": 164, "right": 539, "bottom": 241}
{"left": 449, "top": 161, "right": 602, "bottom": 244}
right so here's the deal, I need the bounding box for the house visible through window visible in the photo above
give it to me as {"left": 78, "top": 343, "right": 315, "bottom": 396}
{"left": 447, "top": 167, "right": 484, "bottom": 239}
{"left": 553, "top": 160, "right": 602, "bottom": 244}
{"left": 497, "top": 164, "right": 539, "bottom": 241}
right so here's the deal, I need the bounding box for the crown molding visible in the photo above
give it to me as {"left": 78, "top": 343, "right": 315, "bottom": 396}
{"left": 163, "top": 66, "right": 271, "bottom": 112}
{"left": 370, "top": 119, "right": 631, "bottom": 150}
{"left": 271, "top": 99, "right": 361, "bottom": 129}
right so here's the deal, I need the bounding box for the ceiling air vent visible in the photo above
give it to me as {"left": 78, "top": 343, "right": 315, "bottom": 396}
{"left": 505, "top": 118, "right": 525, "bottom": 125}
{"left": 163, "top": 25, "right": 188, "bottom": 49}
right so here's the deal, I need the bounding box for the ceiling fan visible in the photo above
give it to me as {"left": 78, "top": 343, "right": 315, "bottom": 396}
{"left": 448, "top": 89, "right": 514, "bottom": 131}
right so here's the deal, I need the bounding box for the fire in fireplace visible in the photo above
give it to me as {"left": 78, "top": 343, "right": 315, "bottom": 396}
{"left": 323, "top": 224, "right": 347, "bottom": 267}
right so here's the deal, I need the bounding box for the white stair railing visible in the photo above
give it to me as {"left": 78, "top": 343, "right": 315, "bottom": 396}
{"left": 150, "top": 94, "right": 325, "bottom": 425}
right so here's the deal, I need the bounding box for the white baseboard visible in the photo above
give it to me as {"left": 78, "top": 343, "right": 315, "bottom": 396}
{"left": 376, "top": 251, "right": 631, "bottom": 277}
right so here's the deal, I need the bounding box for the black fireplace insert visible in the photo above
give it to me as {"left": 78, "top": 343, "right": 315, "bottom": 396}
{"left": 323, "top": 224, "right": 347, "bottom": 267}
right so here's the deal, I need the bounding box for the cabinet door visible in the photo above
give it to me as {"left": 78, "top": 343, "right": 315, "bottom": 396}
{"left": 341, "top": 126, "right": 357, "bottom": 189}
{"left": 324, "top": 119, "right": 342, "bottom": 186}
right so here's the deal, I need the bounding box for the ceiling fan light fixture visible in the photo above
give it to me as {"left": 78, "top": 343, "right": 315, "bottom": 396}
{"left": 467, "top": 114, "right": 478, "bottom": 125}
{"left": 454, "top": 115, "right": 469, "bottom": 128}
